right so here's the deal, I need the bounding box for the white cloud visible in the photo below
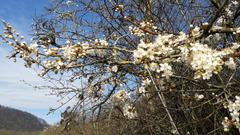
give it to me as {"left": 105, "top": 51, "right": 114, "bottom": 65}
{"left": 0, "top": 48, "right": 77, "bottom": 124}
{"left": 0, "top": 48, "right": 61, "bottom": 109}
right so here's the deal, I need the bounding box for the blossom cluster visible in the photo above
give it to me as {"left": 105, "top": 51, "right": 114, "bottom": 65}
{"left": 66, "top": 0, "right": 74, "bottom": 6}
{"left": 62, "top": 44, "right": 82, "bottom": 60}
{"left": 133, "top": 28, "right": 239, "bottom": 80}
{"left": 112, "top": 89, "right": 137, "bottom": 119}
{"left": 44, "top": 48, "right": 58, "bottom": 56}
{"left": 128, "top": 25, "right": 145, "bottom": 37}
{"left": 112, "top": 89, "right": 129, "bottom": 103}
{"left": 222, "top": 96, "right": 240, "bottom": 132}
{"left": 138, "top": 78, "right": 151, "bottom": 95}
{"left": 194, "top": 93, "right": 204, "bottom": 101}
{"left": 123, "top": 103, "right": 137, "bottom": 119}
{"left": 225, "top": 1, "right": 239, "bottom": 19}
{"left": 129, "top": 21, "right": 157, "bottom": 37}
{"left": 1, "top": 21, "right": 111, "bottom": 67}
{"left": 3, "top": 20, "right": 239, "bottom": 81}
{"left": 216, "top": 1, "right": 239, "bottom": 28}
{"left": 133, "top": 32, "right": 187, "bottom": 79}
{"left": 44, "top": 59, "right": 65, "bottom": 69}
{"left": 37, "top": 39, "right": 108, "bottom": 69}
{"left": 182, "top": 42, "right": 238, "bottom": 79}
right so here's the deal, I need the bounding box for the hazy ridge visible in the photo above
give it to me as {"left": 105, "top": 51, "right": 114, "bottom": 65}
{"left": 0, "top": 105, "right": 48, "bottom": 132}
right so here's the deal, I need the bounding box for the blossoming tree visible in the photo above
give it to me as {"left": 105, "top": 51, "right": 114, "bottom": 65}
{"left": 1, "top": 0, "right": 240, "bottom": 134}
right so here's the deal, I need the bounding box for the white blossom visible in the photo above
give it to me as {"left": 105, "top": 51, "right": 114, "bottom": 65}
{"left": 138, "top": 86, "right": 146, "bottom": 94}
{"left": 159, "top": 63, "right": 173, "bottom": 79}
{"left": 123, "top": 103, "right": 137, "bottom": 119}
{"left": 62, "top": 45, "right": 81, "bottom": 60}
{"left": 225, "top": 57, "right": 236, "bottom": 70}
{"left": 223, "top": 96, "right": 240, "bottom": 131}
{"left": 129, "top": 25, "right": 145, "bottom": 37}
{"left": 111, "top": 65, "right": 118, "bottom": 72}
{"left": 142, "top": 78, "right": 151, "bottom": 86}
{"left": 191, "top": 26, "right": 202, "bottom": 37}
{"left": 66, "top": 0, "right": 74, "bottom": 6}
{"left": 44, "top": 48, "right": 58, "bottom": 56}
{"left": 232, "top": 1, "right": 239, "bottom": 5}
{"left": 112, "top": 89, "right": 129, "bottom": 103}
{"left": 194, "top": 93, "right": 204, "bottom": 101}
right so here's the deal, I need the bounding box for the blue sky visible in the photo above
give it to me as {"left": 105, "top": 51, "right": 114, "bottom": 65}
{"left": 0, "top": 0, "right": 64, "bottom": 125}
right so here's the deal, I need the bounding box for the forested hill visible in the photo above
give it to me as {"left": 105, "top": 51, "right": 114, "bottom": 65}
{"left": 0, "top": 105, "right": 48, "bottom": 132}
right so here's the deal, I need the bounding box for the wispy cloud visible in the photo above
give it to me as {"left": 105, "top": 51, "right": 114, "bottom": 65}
{"left": 0, "top": 47, "right": 78, "bottom": 124}
{"left": 0, "top": 47, "right": 62, "bottom": 123}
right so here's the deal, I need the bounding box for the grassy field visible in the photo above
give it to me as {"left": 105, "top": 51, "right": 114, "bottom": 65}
{"left": 0, "top": 130, "right": 40, "bottom": 135}
{"left": 0, "top": 122, "right": 113, "bottom": 135}
{"left": 0, "top": 126, "right": 82, "bottom": 135}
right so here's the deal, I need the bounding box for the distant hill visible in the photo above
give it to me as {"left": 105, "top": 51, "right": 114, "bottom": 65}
{"left": 0, "top": 105, "right": 48, "bottom": 132}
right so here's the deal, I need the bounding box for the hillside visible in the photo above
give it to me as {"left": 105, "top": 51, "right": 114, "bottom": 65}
{"left": 0, "top": 105, "right": 48, "bottom": 132}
